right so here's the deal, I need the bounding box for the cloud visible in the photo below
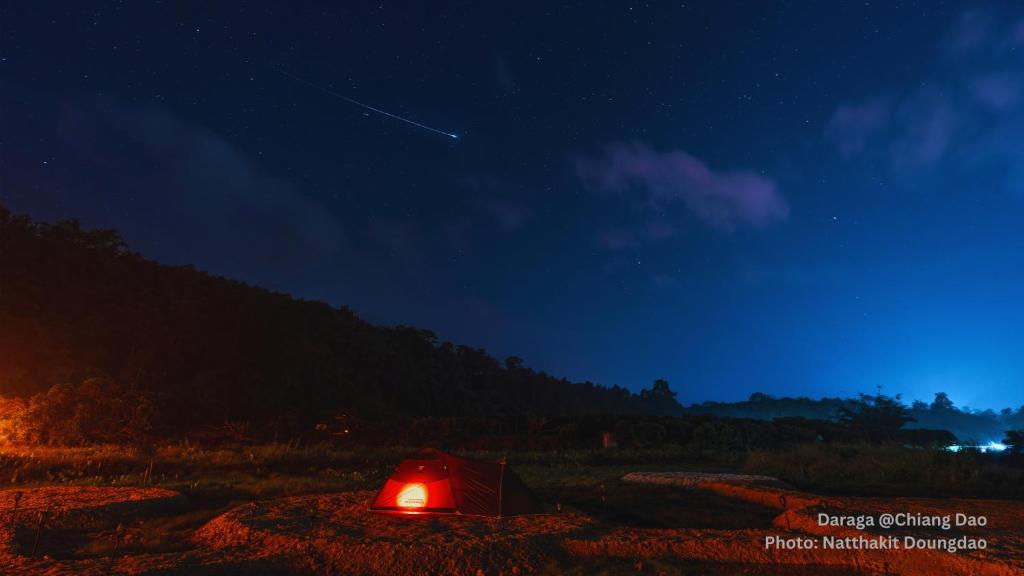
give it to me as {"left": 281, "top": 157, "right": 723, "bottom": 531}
{"left": 825, "top": 7, "right": 1024, "bottom": 181}
{"left": 20, "top": 97, "right": 344, "bottom": 288}
{"left": 576, "top": 142, "right": 788, "bottom": 232}
{"left": 826, "top": 89, "right": 961, "bottom": 170}
{"left": 824, "top": 97, "right": 890, "bottom": 157}
{"left": 944, "top": 9, "right": 994, "bottom": 58}
{"left": 969, "top": 71, "right": 1023, "bottom": 110}
{"left": 891, "top": 90, "right": 958, "bottom": 168}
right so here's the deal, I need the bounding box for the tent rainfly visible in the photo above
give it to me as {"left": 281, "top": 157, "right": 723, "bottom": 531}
{"left": 369, "top": 448, "right": 543, "bottom": 517}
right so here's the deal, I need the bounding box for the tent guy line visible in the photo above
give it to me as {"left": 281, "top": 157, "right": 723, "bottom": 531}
{"left": 269, "top": 66, "right": 460, "bottom": 140}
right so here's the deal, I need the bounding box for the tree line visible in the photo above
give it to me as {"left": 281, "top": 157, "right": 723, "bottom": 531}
{"left": 688, "top": 391, "right": 1024, "bottom": 443}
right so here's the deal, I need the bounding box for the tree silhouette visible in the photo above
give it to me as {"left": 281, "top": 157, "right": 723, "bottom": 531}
{"left": 640, "top": 379, "right": 676, "bottom": 400}
{"left": 1003, "top": 430, "right": 1023, "bottom": 456}
{"left": 931, "top": 392, "right": 955, "bottom": 412}
{"left": 838, "top": 392, "right": 914, "bottom": 442}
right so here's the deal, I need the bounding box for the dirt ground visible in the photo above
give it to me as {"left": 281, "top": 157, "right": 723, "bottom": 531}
{"left": 0, "top": 473, "right": 1021, "bottom": 575}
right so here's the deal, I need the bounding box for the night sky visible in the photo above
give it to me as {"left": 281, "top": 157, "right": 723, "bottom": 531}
{"left": 3, "top": 2, "right": 1023, "bottom": 409}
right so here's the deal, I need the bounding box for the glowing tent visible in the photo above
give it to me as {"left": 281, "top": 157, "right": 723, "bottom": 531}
{"left": 369, "top": 449, "right": 543, "bottom": 516}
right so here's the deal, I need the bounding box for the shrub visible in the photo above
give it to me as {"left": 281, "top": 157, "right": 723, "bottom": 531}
{"left": 627, "top": 421, "right": 667, "bottom": 447}
{"left": 21, "top": 377, "right": 154, "bottom": 445}
{"left": 0, "top": 395, "right": 29, "bottom": 443}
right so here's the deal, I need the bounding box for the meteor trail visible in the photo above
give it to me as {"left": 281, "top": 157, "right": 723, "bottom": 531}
{"left": 270, "top": 66, "right": 459, "bottom": 140}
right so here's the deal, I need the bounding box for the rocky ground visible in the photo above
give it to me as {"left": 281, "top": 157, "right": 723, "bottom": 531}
{"left": 0, "top": 474, "right": 1021, "bottom": 575}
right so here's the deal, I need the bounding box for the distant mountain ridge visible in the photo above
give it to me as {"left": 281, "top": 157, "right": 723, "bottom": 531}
{"left": 686, "top": 393, "right": 1024, "bottom": 443}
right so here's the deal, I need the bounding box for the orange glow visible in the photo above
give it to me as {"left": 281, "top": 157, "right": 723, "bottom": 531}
{"left": 0, "top": 395, "right": 27, "bottom": 445}
{"left": 396, "top": 483, "right": 427, "bottom": 508}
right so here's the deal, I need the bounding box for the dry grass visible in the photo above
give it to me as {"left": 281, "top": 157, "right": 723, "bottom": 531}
{"left": 3, "top": 441, "right": 1021, "bottom": 502}
{"left": 742, "top": 443, "right": 1024, "bottom": 499}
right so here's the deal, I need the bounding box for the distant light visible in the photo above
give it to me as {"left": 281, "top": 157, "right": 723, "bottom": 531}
{"left": 946, "top": 442, "right": 1008, "bottom": 453}
{"left": 397, "top": 483, "right": 427, "bottom": 508}
{"left": 449, "top": 133, "right": 459, "bottom": 140}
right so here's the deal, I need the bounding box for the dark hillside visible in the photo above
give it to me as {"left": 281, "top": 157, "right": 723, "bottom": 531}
{"left": 0, "top": 207, "right": 681, "bottom": 434}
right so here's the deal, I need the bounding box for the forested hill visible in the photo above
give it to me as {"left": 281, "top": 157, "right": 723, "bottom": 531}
{"left": 0, "top": 207, "right": 682, "bottom": 430}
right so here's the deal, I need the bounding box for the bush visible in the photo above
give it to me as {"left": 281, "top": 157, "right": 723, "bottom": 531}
{"left": 0, "top": 395, "right": 29, "bottom": 443}
{"left": 20, "top": 377, "right": 154, "bottom": 445}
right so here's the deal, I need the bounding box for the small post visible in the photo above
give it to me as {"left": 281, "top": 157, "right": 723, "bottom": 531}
{"left": 10, "top": 491, "right": 23, "bottom": 529}
{"left": 31, "top": 506, "right": 49, "bottom": 557}
{"left": 106, "top": 523, "right": 123, "bottom": 575}
{"left": 498, "top": 457, "right": 506, "bottom": 518}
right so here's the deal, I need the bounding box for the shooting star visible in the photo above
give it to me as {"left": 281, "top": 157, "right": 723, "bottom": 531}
{"left": 271, "top": 66, "right": 459, "bottom": 140}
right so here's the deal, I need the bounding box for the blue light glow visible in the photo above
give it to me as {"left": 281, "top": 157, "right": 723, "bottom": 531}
{"left": 946, "top": 441, "right": 1009, "bottom": 453}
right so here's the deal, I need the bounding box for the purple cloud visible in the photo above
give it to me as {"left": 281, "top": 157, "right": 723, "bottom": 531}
{"left": 824, "top": 98, "right": 890, "bottom": 157}
{"left": 577, "top": 143, "right": 788, "bottom": 232}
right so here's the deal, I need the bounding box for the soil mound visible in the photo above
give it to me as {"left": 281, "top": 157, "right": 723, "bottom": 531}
{"left": 195, "top": 491, "right": 590, "bottom": 575}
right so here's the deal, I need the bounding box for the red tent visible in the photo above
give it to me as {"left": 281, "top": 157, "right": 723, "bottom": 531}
{"left": 369, "top": 449, "right": 543, "bottom": 517}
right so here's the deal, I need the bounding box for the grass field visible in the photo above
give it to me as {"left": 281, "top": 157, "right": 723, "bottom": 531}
{"left": 1, "top": 442, "right": 1022, "bottom": 575}
{"left": 2, "top": 442, "right": 1020, "bottom": 501}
